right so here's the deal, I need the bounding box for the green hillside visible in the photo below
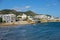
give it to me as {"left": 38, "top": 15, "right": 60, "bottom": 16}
{"left": 0, "top": 9, "right": 54, "bottom": 18}
{"left": 0, "top": 9, "right": 36, "bottom": 16}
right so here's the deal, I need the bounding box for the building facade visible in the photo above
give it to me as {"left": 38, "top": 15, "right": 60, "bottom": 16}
{"left": 1, "top": 14, "right": 16, "bottom": 23}
{"left": 17, "top": 13, "right": 27, "bottom": 21}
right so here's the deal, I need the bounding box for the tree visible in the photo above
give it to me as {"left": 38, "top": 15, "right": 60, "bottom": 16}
{"left": 0, "top": 18, "right": 2, "bottom": 23}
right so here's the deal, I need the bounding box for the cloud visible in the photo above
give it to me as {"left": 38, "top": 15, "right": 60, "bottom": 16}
{"left": 11, "top": 6, "right": 31, "bottom": 11}
{"left": 24, "top": 6, "right": 31, "bottom": 9}
{"left": 11, "top": 7, "right": 22, "bottom": 11}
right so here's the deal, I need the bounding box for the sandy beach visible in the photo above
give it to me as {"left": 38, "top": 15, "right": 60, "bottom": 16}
{"left": 0, "top": 21, "right": 30, "bottom": 26}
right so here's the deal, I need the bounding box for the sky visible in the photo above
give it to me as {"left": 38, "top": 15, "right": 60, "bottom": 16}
{"left": 0, "top": 0, "right": 60, "bottom": 17}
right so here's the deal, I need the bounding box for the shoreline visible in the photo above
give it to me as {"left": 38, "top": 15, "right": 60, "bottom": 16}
{"left": 0, "top": 21, "right": 60, "bottom": 27}
{"left": 0, "top": 21, "right": 31, "bottom": 27}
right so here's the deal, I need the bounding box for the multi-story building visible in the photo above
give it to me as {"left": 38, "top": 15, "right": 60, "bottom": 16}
{"left": 0, "top": 14, "right": 16, "bottom": 23}
{"left": 17, "top": 13, "right": 27, "bottom": 21}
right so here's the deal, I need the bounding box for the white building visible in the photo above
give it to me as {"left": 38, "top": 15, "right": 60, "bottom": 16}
{"left": 48, "top": 16, "right": 55, "bottom": 20}
{"left": 17, "top": 13, "right": 27, "bottom": 21}
{"left": 22, "top": 14, "right": 27, "bottom": 20}
{"left": 34, "top": 14, "right": 58, "bottom": 20}
{"left": 1, "top": 14, "right": 16, "bottom": 23}
{"left": 28, "top": 16, "right": 34, "bottom": 21}
{"left": 34, "top": 15, "right": 48, "bottom": 19}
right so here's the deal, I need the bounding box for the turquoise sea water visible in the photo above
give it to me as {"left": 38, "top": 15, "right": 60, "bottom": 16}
{"left": 0, "top": 22, "right": 60, "bottom": 40}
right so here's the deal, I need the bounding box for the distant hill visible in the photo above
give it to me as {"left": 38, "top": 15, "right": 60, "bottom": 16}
{"left": 0, "top": 9, "right": 57, "bottom": 18}
{"left": 25, "top": 10, "right": 37, "bottom": 16}
{"left": 0, "top": 9, "right": 36, "bottom": 16}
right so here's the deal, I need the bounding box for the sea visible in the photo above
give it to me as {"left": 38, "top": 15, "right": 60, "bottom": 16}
{"left": 0, "top": 22, "right": 60, "bottom": 40}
